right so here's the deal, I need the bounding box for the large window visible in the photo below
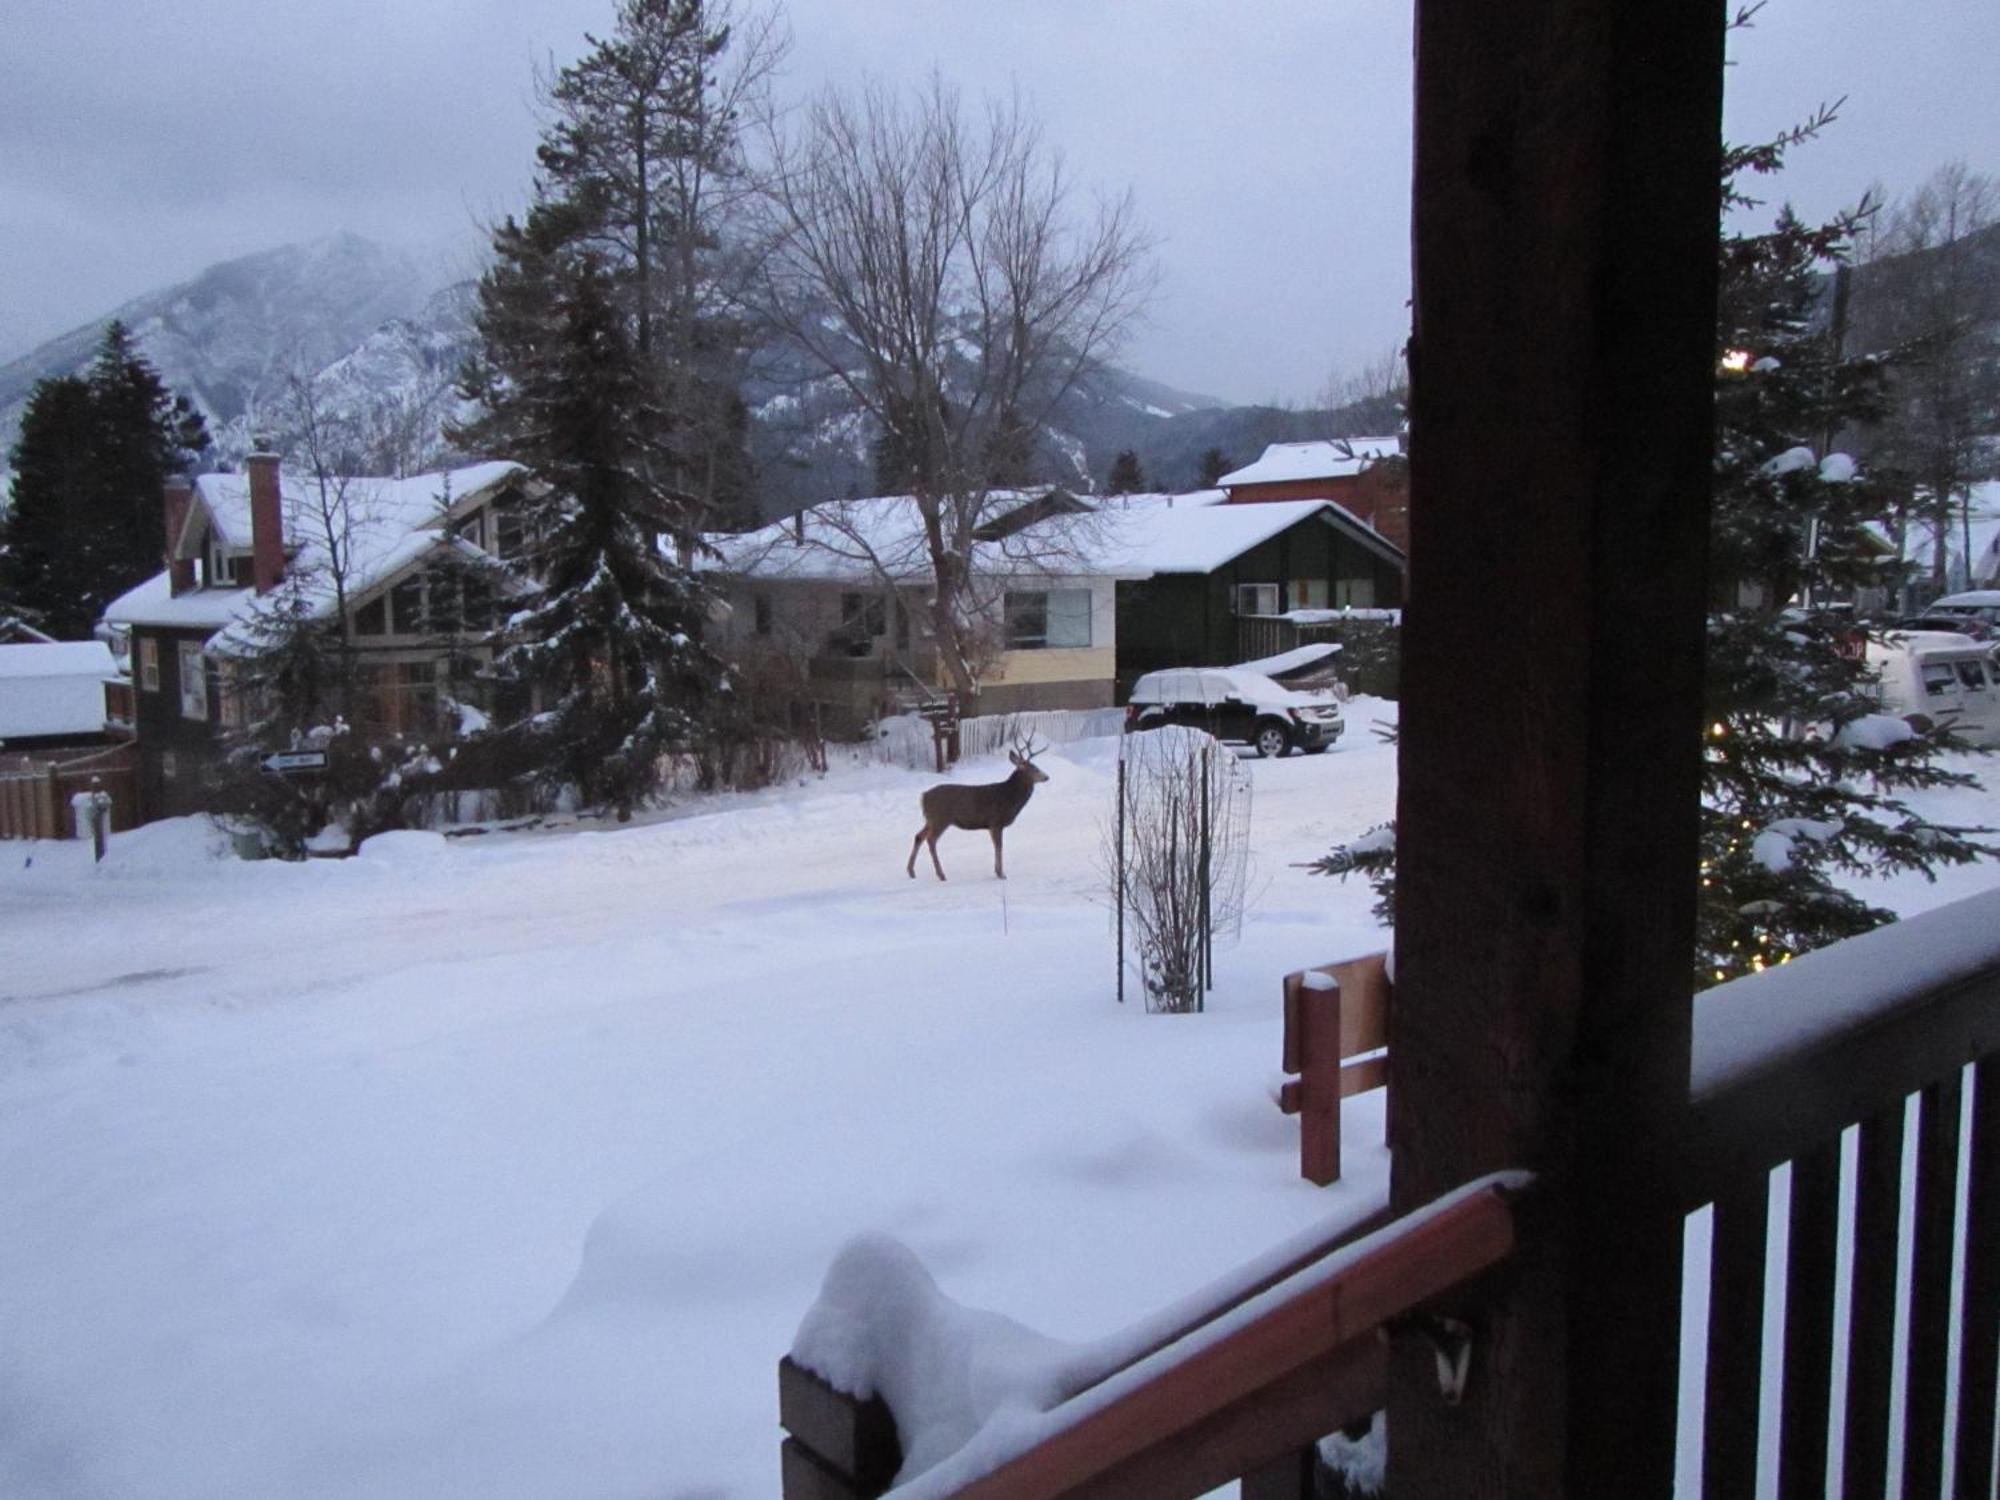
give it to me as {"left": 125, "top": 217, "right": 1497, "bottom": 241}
{"left": 1004, "top": 589, "right": 1092, "bottom": 650}
{"left": 837, "top": 592, "right": 887, "bottom": 656}
{"left": 177, "top": 641, "right": 209, "bottom": 721}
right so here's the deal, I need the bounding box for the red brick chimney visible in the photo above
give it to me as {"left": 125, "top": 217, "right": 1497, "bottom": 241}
{"left": 246, "top": 449, "right": 285, "bottom": 594}
{"left": 163, "top": 477, "right": 195, "bottom": 596}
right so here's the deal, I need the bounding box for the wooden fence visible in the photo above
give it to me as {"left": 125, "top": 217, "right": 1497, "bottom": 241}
{"left": 0, "top": 744, "right": 138, "bottom": 841}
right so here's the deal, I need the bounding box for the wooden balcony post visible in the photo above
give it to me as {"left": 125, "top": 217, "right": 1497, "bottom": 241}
{"left": 1395, "top": 1, "right": 1725, "bottom": 1495}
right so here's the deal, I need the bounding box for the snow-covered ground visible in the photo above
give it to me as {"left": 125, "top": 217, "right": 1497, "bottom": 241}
{"left": 1, "top": 711, "right": 1994, "bottom": 1498}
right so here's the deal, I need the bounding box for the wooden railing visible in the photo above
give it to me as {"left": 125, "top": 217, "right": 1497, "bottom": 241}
{"left": 779, "top": 885, "right": 2000, "bottom": 1499}
{"left": 1676, "top": 885, "right": 2000, "bottom": 1498}
{"left": 781, "top": 1179, "right": 1519, "bottom": 1499}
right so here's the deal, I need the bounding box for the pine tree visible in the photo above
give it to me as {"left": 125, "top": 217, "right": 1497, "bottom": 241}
{"left": 0, "top": 376, "right": 94, "bottom": 637}
{"left": 0, "top": 324, "right": 208, "bottom": 639}
{"left": 460, "top": 229, "right": 724, "bottom": 819}
{"left": 1197, "top": 448, "right": 1233, "bottom": 488}
{"left": 533, "top": 0, "right": 762, "bottom": 529}
{"left": 1106, "top": 449, "right": 1146, "bottom": 494}
{"left": 1315, "top": 118, "right": 1992, "bottom": 988}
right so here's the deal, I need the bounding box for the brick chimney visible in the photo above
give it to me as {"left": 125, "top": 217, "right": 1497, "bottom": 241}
{"left": 246, "top": 448, "right": 285, "bottom": 594}
{"left": 163, "top": 476, "right": 195, "bottom": 596}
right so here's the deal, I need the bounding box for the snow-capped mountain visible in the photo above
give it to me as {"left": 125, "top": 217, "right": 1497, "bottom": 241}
{"left": 0, "top": 232, "right": 1362, "bottom": 516}
{"left": 0, "top": 234, "right": 443, "bottom": 464}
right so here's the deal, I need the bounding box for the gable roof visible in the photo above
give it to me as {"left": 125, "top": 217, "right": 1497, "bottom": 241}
{"left": 104, "top": 461, "right": 530, "bottom": 648}
{"left": 1218, "top": 437, "right": 1403, "bottom": 488}
{"left": 0, "top": 641, "right": 116, "bottom": 740}
{"left": 709, "top": 485, "right": 1404, "bottom": 587}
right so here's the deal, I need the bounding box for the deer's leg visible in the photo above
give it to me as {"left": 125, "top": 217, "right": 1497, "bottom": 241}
{"left": 991, "top": 827, "right": 1005, "bottom": 879}
{"left": 908, "top": 826, "right": 928, "bottom": 879}
{"left": 927, "top": 827, "right": 947, "bottom": 881}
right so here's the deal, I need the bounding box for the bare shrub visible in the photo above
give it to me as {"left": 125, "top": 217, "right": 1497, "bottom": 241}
{"left": 1103, "top": 728, "right": 1251, "bottom": 1013}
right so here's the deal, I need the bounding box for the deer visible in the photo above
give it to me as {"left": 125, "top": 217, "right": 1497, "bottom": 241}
{"left": 906, "top": 736, "right": 1051, "bottom": 881}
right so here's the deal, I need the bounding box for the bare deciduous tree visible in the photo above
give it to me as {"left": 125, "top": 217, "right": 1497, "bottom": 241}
{"left": 752, "top": 76, "right": 1154, "bottom": 701}
{"left": 1854, "top": 161, "right": 2000, "bottom": 595}
{"left": 1317, "top": 342, "right": 1408, "bottom": 437}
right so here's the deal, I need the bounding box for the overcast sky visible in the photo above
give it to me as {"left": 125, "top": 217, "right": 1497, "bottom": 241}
{"left": 3, "top": 1, "right": 1997, "bottom": 405}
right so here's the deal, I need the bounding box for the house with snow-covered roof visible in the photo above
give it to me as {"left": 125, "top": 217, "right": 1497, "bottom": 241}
{"left": 1217, "top": 436, "right": 1411, "bottom": 551}
{"left": 100, "top": 452, "right": 539, "bottom": 821}
{"left": 708, "top": 485, "right": 1404, "bottom": 727}
{"left": 0, "top": 640, "right": 120, "bottom": 751}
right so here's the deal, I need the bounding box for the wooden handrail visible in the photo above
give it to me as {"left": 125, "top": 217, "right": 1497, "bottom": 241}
{"left": 1678, "top": 884, "right": 2000, "bottom": 1209}
{"left": 783, "top": 1177, "right": 1522, "bottom": 1500}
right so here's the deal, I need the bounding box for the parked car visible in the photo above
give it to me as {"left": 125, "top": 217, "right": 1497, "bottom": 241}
{"left": 1922, "top": 590, "right": 2000, "bottom": 634}
{"left": 1892, "top": 612, "right": 1994, "bottom": 643}
{"left": 1867, "top": 629, "right": 2000, "bottom": 747}
{"left": 1125, "top": 667, "right": 1344, "bottom": 757}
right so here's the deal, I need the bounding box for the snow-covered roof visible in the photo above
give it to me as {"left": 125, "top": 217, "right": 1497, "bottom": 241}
{"left": 1084, "top": 497, "right": 1395, "bottom": 574}
{"left": 187, "top": 460, "right": 522, "bottom": 554}
{"left": 1218, "top": 438, "right": 1402, "bottom": 489}
{"left": 707, "top": 490, "right": 1107, "bottom": 585}
{"left": 104, "top": 461, "right": 528, "bottom": 648}
{"left": 0, "top": 640, "right": 115, "bottom": 739}
{"left": 710, "top": 486, "right": 1401, "bottom": 587}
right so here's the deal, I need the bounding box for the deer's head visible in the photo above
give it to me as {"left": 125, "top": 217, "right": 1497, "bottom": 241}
{"left": 1010, "top": 736, "right": 1051, "bottom": 784}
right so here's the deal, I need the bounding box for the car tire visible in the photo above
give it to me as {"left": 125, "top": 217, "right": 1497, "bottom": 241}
{"left": 1254, "top": 720, "right": 1292, "bottom": 758}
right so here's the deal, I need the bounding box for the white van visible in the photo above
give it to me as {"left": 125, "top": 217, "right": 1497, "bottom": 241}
{"left": 1867, "top": 630, "right": 2000, "bottom": 747}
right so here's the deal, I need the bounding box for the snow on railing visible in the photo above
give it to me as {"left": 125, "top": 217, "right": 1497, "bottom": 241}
{"left": 780, "top": 1174, "right": 1527, "bottom": 1499}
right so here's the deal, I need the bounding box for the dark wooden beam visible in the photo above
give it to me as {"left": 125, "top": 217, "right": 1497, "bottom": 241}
{"left": 1393, "top": 1, "right": 1726, "bottom": 1494}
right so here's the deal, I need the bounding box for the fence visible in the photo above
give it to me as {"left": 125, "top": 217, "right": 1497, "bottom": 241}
{"left": 0, "top": 743, "right": 138, "bottom": 841}
{"left": 870, "top": 707, "right": 1127, "bottom": 770}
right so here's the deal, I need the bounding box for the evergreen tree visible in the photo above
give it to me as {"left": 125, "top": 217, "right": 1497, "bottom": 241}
{"left": 1315, "top": 118, "right": 1991, "bottom": 988}
{"left": 1106, "top": 449, "right": 1146, "bottom": 494}
{"left": 1197, "top": 447, "right": 1232, "bottom": 488}
{"left": 460, "top": 227, "right": 723, "bottom": 819}
{"left": 0, "top": 376, "right": 94, "bottom": 637}
{"left": 0, "top": 324, "right": 209, "bottom": 639}
{"left": 533, "top": 0, "right": 763, "bottom": 529}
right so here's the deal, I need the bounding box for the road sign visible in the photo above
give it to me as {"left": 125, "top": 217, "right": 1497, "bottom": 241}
{"left": 262, "top": 750, "right": 329, "bottom": 774}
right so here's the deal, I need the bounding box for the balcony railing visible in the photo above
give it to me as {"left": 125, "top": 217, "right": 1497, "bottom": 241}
{"left": 777, "top": 884, "right": 2000, "bottom": 1498}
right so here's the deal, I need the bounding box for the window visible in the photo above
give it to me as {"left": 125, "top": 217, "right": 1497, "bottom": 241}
{"left": 1291, "top": 579, "right": 1330, "bottom": 611}
{"left": 390, "top": 575, "right": 426, "bottom": 635}
{"left": 837, "top": 592, "right": 887, "bottom": 656}
{"left": 457, "top": 509, "right": 486, "bottom": 551}
{"left": 1956, "top": 659, "right": 1990, "bottom": 690}
{"left": 178, "top": 641, "right": 209, "bottom": 721}
{"left": 1235, "top": 582, "right": 1281, "bottom": 617}
{"left": 355, "top": 597, "right": 388, "bottom": 636}
{"left": 494, "top": 503, "right": 525, "bottom": 561}
{"left": 139, "top": 637, "right": 160, "bottom": 692}
{"left": 1922, "top": 663, "right": 1956, "bottom": 697}
{"left": 207, "top": 542, "right": 244, "bottom": 587}
{"left": 754, "top": 592, "right": 773, "bottom": 636}
{"left": 1004, "top": 589, "right": 1092, "bottom": 650}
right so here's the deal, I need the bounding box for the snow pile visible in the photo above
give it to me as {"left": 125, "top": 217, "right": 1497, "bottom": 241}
{"left": 1750, "top": 817, "right": 1842, "bottom": 872}
{"left": 1760, "top": 446, "right": 1816, "bottom": 477}
{"left": 1818, "top": 452, "right": 1858, "bottom": 483}
{"left": 792, "top": 1234, "right": 1083, "bottom": 1481}
{"left": 1233, "top": 641, "right": 1343, "bottom": 678}
{"left": 1834, "top": 713, "right": 1918, "bottom": 751}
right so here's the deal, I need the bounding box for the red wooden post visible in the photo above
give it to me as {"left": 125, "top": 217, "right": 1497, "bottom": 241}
{"left": 1281, "top": 969, "right": 1347, "bottom": 1185}
{"left": 1395, "top": 0, "right": 1725, "bottom": 1493}
{"left": 1279, "top": 954, "right": 1392, "bottom": 1186}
